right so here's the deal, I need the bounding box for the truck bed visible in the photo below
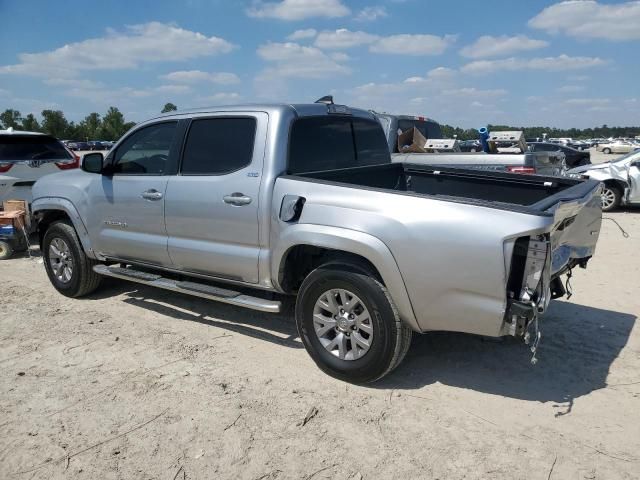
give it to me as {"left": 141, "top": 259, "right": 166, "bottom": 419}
{"left": 295, "top": 162, "right": 597, "bottom": 214}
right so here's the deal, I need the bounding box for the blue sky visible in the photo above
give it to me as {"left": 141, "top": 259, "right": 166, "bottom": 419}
{"left": 0, "top": 0, "right": 638, "bottom": 128}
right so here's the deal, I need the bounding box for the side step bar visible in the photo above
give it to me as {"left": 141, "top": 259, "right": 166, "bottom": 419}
{"left": 93, "top": 265, "right": 281, "bottom": 313}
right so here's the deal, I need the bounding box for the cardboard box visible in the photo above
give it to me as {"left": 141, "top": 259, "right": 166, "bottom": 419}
{"left": 397, "top": 127, "right": 428, "bottom": 153}
{"left": 2, "top": 200, "right": 30, "bottom": 229}
{"left": 0, "top": 209, "right": 26, "bottom": 234}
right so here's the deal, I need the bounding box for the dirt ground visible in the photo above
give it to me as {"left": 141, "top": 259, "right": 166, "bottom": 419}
{"left": 1, "top": 161, "right": 639, "bottom": 479}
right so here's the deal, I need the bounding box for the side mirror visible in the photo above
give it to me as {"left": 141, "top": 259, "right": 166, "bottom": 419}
{"left": 81, "top": 152, "right": 104, "bottom": 174}
{"left": 630, "top": 160, "right": 640, "bottom": 169}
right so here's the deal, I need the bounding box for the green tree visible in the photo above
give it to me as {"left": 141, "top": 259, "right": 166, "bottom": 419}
{"left": 21, "top": 113, "right": 40, "bottom": 132}
{"left": 40, "top": 110, "right": 69, "bottom": 138}
{"left": 80, "top": 112, "right": 102, "bottom": 140}
{"left": 0, "top": 109, "right": 23, "bottom": 129}
{"left": 161, "top": 102, "right": 177, "bottom": 113}
{"left": 99, "top": 107, "right": 130, "bottom": 140}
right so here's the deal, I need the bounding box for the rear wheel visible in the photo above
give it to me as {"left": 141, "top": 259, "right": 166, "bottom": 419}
{"left": 603, "top": 148, "right": 612, "bottom": 154}
{"left": 43, "top": 221, "right": 102, "bottom": 297}
{"left": 0, "top": 240, "right": 13, "bottom": 260}
{"left": 296, "top": 265, "right": 412, "bottom": 383}
{"left": 601, "top": 185, "right": 621, "bottom": 212}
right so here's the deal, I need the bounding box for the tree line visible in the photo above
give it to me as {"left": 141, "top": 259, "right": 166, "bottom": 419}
{"left": 0, "top": 107, "right": 137, "bottom": 141}
{"left": 2, "top": 104, "right": 637, "bottom": 142}
{"left": 441, "top": 124, "right": 640, "bottom": 141}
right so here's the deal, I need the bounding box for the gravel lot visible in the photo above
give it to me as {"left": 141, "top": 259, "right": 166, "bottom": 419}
{"left": 1, "top": 149, "right": 638, "bottom": 479}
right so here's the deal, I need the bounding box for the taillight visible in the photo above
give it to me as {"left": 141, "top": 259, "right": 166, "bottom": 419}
{"left": 55, "top": 155, "right": 80, "bottom": 170}
{"left": 0, "top": 162, "right": 13, "bottom": 173}
{"left": 507, "top": 166, "right": 536, "bottom": 174}
{"left": 56, "top": 148, "right": 80, "bottom": 170}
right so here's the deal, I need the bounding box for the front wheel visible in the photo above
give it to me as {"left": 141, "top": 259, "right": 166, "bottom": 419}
{"left": 601, "top": 185, "right": 621, "bottom": 212}
{"left": 296, "top": 265, "right": 412, "bottom": 383}
{"left": 43, "top": 221, "right": 102, "bottom": 297}
{"left": 603, "top": 148, "right": 612, "bottom": 154}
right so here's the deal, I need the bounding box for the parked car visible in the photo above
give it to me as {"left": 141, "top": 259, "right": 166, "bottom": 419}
{"left": 567, "top": 150, "right": 640, "bottom": 211}
{"left": 527, "top": 142, "right": 591, "bottom": 168}
{"left": 458, "top": 139, "right": 482, "bottom": 152}
{"left": 32, "top": 103, "right": 602, "bottom": 382}
{"left": 0, "top": 129, "right": 79, "bottom": 208}
{"left": 596, "top": 141, "right": 639, "bottom": 154}
{"left": 66, "top": 141, "right": 91, "bottom": 151}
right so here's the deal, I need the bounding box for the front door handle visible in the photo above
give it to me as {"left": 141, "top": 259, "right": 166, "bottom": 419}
{"left": 141, "top": 189, "right": 163, "bottom": 201}
{"left": 223, "top": 192, "right": 252, "bottom": 206}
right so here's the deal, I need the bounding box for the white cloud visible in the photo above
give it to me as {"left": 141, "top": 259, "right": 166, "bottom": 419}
{"left": 370, "top": 34, "right": 456, "bottom": 56}
{"left": 287, "top": 29, "right": 317, "bottom": 40}
{"left": 442, "top": 87, "right": 508, "bottom": 97}
{"left": 330, "top": 52, "right": 350, "bottom": 62}
{"left": 459, "top": 35, "right": 548, "bottom": 59}
{"left": 315, "top": 29, "right": 379, "bottom": 49}
{"left": 529, "top": 1, "right": 640, "bottom": 41}
{"left": 256, "top": 42, "right": 350, "bottom": 79}
{"left": 160, "top": 70, "right": 240, "bottom": 85}
{"left": 557, "top": 85, "right": 586, "bottom": 93}
{"left": 355, "top": 6, "right": 388, "bottom": 21}
{"left": 43, "top": 78, "right": 105, "bottom": 89}
{"left": 246, "top": 0, "right": 350, "bottom": 20}
{"left": 564, "top": 98, "right": 610, "bottom": 106}
{"left": 0, "top": 22, "right": 236, "bottom": 78}
{"left": 155, "top": 85, "right": 191, "bottom": 94}
{"left": 198, "top": 92, "right": 242, "bottom": 104}
{"left": 461, "top": 54, "right": 606, "bottom": 75}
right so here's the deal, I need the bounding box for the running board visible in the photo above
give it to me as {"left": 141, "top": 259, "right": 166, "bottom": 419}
{"left": 93, "top": 265, "right": 281, "bottom": 313}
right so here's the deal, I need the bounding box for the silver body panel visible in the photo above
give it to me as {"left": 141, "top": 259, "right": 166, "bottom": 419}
{"left": 33, "top": 103, "right": 601, "bottom": 337}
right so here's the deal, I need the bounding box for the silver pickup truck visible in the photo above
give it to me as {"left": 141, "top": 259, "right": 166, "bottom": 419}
{"left": 375, "top": 113, "right": 566, "bottom": 176}
{"left": 32, "top": 103, "right": 602, "bottom": 383}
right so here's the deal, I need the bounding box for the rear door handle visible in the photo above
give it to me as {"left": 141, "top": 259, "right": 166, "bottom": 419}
{"left": 141, "top": 189, "right": 163, "bottom": 201}
{"left": 223, "top": 193, "right": 252, "bottom": 206}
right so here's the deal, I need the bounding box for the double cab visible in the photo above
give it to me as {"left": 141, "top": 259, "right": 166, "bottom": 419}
{"left": 32, "top": 103, "right": 602, "bottom": 382}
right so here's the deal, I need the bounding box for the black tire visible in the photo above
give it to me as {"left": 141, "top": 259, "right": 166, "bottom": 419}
{"left": 603, "top": 148, "right": 612, "bottom": 154}
{"left": 296, "top": 265, "right": 412, "bottom": 383}
{"left": 42, "top": 221, "right": 102, "bottom": 297}
{"left": 0, "top": 240, "right": 14, "bottom": 260}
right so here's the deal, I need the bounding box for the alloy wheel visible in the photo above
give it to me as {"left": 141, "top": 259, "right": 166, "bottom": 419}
{"left": 313, "top": 288, "right": 374, "bottom": 361}
{"left": 48, "top": 237, "right": 74, "bottom": 283}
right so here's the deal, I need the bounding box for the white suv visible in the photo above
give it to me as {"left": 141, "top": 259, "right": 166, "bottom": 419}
{"left": 0, "top": 129, "right": 79, "bottom": 207}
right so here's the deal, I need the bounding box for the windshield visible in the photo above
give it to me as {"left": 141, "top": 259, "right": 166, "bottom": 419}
{"left": 0, "top": 135, "right": 71, "bottom": 161}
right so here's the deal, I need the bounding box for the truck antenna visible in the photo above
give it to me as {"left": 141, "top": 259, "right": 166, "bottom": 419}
{"left": 315, "top": 95, "right": 334, "bottom": 105}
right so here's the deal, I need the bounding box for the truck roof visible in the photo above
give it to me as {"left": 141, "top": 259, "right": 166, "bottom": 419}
{"left": 0, "top": 128, "right": 46, "bottom": 136}
{"left": 149, "top": 103, "right": 377, "bottom": 123}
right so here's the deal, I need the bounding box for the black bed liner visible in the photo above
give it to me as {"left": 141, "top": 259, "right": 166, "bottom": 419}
{"left": 287, "top": 163, "right": 600, "bottom": 215}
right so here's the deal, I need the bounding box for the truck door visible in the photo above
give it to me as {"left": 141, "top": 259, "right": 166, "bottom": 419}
{"left": 87, "top": 121, "right": 181, "bottom": 266}
{"left": 164, "top": 113, "right": 267, "bottom": 283}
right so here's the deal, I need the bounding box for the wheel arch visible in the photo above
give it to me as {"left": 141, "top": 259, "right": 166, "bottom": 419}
{"left": 272, "top": 225, "right": 420, "bottom": 332}
{"left": 32, "top": 198, "right": 96, "bottom": 258}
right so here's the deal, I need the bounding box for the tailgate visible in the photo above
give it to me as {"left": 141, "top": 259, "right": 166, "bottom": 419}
{"left": 533, "top": 179, "right": 602, "bottom": 275}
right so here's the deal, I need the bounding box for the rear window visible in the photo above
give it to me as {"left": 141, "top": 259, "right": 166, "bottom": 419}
{"left": 288, "top": 116, "right": 389, "bottom": 174}
{"left": 0, "top": 135, "right": 71, "bottom": 161}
